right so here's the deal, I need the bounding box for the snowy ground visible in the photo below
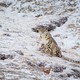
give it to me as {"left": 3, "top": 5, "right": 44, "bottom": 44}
{"left": 0, "top": 0, "right": 80, "bottom": 80}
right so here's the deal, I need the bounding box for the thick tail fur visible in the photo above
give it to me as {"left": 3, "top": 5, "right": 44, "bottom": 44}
{"left": 62, "top": 55, "right": 80, "bottom": 64}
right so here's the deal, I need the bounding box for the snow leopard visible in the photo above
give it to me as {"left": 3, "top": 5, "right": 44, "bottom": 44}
{"left": 32, "top": 26, "right": 80, "bottom": 63}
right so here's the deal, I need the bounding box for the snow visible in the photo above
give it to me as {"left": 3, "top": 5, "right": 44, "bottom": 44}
{"left": 0, "top": 0, "right": 80, "bottom": 80}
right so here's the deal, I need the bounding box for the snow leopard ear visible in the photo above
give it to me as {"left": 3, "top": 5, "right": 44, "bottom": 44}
{"left": 47, "top": 24, "right": 56, "bottom": 31}
{"left": 32, "top": 28, "right": 39, "bottom": 33}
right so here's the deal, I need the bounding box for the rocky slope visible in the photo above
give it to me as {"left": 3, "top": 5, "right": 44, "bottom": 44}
{"left": 0, "top": 0, "right": 80, "bottom": 80}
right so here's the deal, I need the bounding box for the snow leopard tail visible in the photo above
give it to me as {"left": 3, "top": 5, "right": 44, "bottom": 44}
{"left": 62, "top": 55, "right": 80, "bottom": 64}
